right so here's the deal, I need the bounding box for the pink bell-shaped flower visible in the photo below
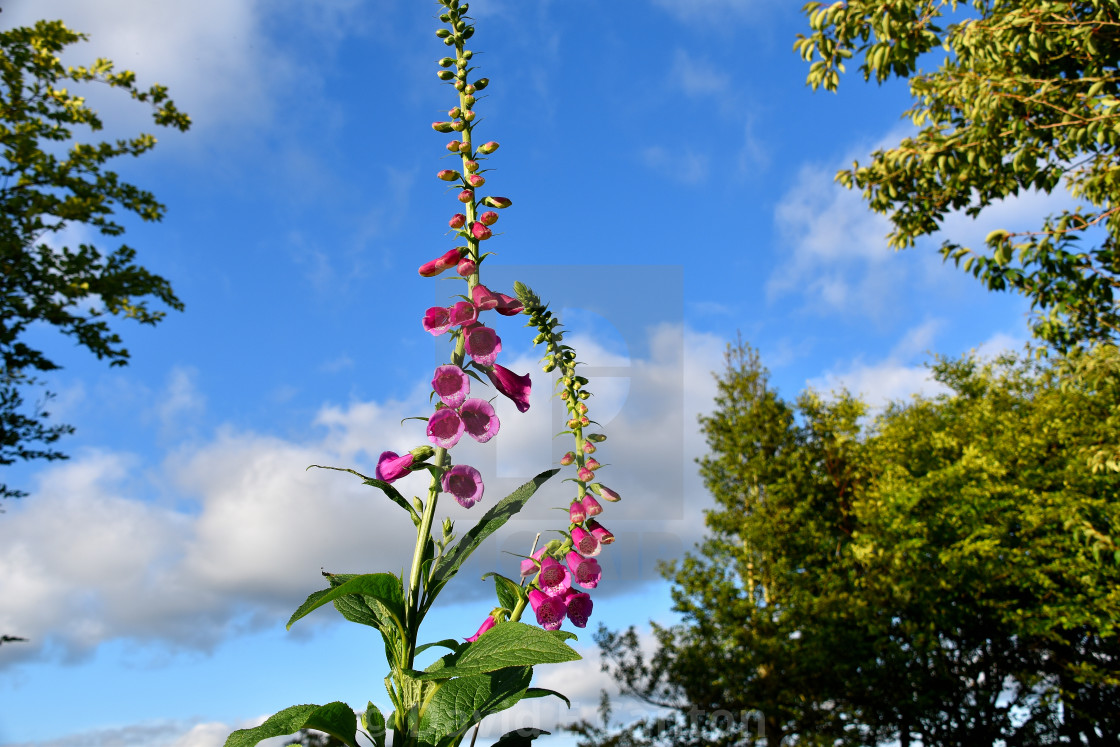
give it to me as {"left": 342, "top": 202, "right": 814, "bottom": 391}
{"left": 587, "top": 519, "right": 614, "bottom": 545}
{"left": 569, "top": 499, "right": 587, "bottom": 524}
{"left": 571, "top": 526, "right": 601, "bottom": 557}
{"left": 465, "top": 613, "right": 498, "bottom": 642}
{"left": 581, "top": 495, "right": 603, "bottom": 517}
{"left": 520, "top": 547, "right": 545, "bottom": 578}
{"left": 538, "top": 556, "right": 571, "bottom": 597}
{"left": 566, "top": 551, "right": 601, "bottom": 589}
{"left": 493, "top": 292, "right": 524, "bottom": 316}
{"left": 375, "top": 451, "right": 413, "bottom": 483}
{"left": 528, "top": 588, "right": 567, "bottom": 631}
{"left": 487, "top": 364, "right": 531, "bottom": 413}
{"left": 427, "top": 407, "right": 464, "bottom": 449}
{"left": 471, "top": 283, "right": 500, "bottom": 311}
{"left": 441, "top": 464, "right": 484, "bottom": 508}
{"left": 423, "top": 306, "right": 452, "bottom": 336}
{"left": 432, "top": 365, "right": 470, "bottom": 408}
{"left": 563, "top": 589, "right": 593, "bottom": 628}
{"left": 465, "top": 325, "right": 502, "bottom": 367}
{"left": 460, "top": 398, "right": 500, "bottom": 443}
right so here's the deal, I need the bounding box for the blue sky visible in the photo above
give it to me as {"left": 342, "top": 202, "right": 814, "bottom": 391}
{"left": 0, "top": 1, "right": 1055, "bottom": 745}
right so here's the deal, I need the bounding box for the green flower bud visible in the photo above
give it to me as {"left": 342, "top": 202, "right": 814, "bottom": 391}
{"left": 443, "top": 36, "right": 456, "bottom": 46}
{"left": 455, "top": 20, "right": 467, "bottom": 31}
{"left": 439, "top": 13, "right": 451, "bottom": 22}
{"left": 451, "top": 120, "right": 466, "bottom": 132}
{"left": 477, "top": 141, "right": 499, "bottom": 155}
{"left": 460, "top": 3, "right": 470, "bottom": 12}
{"left": 437, "top": 70, "right": 455, "bottom": 81}
{"left": 448, "top": 106, "right": 462, "bottom": 118}
{"left": 587, "top": 433, "right": 607, "bottom": 442}
{"left": 462, "top": 110, "right": 476, "bottom": 122}
{"left": 462, "top": 26, "right": 474, "bottom": 39}
{"left": 446, "top": 140, "right": 462, "bottom": 153}
{"left": 464, "top": 84, "right": 476, "bottom": 95}
{"left": 432, "top": 121, "right": 455, "bottom": 133}
{"left": 438, "top": 57, "right": 456, "bottom": 67}
{"left": 463, "top": 95, "right": 476, "bottom": 108}
{"left": 454, "top": 80, "right": 466, "bottom": 91}
{"left": 463, "top": 49, "right": 473, "bottom": 59}
{"left": 436, "top": 28, "right": 452, "bottom": 38}
{"left": 473, "top": 77, "right": 489, "bottom": 90}
{"left": 409, "top": 445, "right": 436, "bottom": 462}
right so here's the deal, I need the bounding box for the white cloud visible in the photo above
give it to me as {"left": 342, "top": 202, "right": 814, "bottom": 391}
{"left": 668, "top": 49, "right": 731, "bottom": 98}
{"left": 0, "top": 325, "right": 725, "bottom": 666}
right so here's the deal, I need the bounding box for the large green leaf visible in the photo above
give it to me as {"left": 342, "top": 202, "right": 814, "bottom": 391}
{"left": 418, "top": 666, "right": 533, "bottom": 747}
{"left": 363, "top": 701, "right": 386, "bottom": 747}
{"left": 415, "top": 622, "right": 579, "bottom": 681}
{"left": 424, "top": 469, "right": 558, "bottom": 617}
{"left": 483, "top": 571, "right": 525, "bottom": 611}
{"left": 287, "top": 573, "right": 405, "bottom": 634}
{"left": 223, "top": 702, "right": 358, "bottom": 747}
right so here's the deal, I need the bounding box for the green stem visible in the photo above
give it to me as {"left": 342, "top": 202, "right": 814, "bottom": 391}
{"left": 405, "top": 446, "right": 447, "bottom": 669}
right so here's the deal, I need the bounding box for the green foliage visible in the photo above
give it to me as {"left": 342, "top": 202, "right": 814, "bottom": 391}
{"left": 584, "top": 340, "right": 1120, "bottom": 746}
{"left": 225, "top": 703, "right": 359, "bottom": 747}
{"left": 795, "top": 1, "right": 1120, "bottom": 350}
{"left": 0, "top": 19, "right": 190, "bottom": 499}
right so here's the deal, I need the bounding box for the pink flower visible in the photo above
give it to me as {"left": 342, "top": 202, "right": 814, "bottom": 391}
{"left": 449, "top": 300, "right": 478, "bottom": 326}
{"left": 465, "top": 614, "right": 497, "bottom": 642}
{"left": 446, "top": 140, "right": 462, "bottom": 153}
{"left": 457, "top": 258, "right": 477, "bottom": 276}
{"left": 479, "top": 211, "right": 499, "bottom": 226}
{"left": 592, "top": 484, "right": 621, "bottom": 502}
{"left": 460, "top": 398, "right": 500, "bottom": 443}
{"left": 375, "top": 451, "right": 413, "bottom": 482}
{"left": 437, "top": 169, "right": 460, "bottom": 182}
{"left": 427, "top": 408, "right": 464, "bottom": 449}
{"left": 467, "top": 173, "right": 486, "bottom": 188}
{"left": 442, "top": 464, "right": 485, "bottom": 508}
{"left": 581, "top": 495, "right": 603, "bottom": 517}
{"left": 587, "top": 519, "right": 614, "bottom": 545}
{"left": 465, "top": 325, "right": 502, "bottom": 367}
{"left": 419, "top": 248, "right": 466, "bottom": 277}
{"left": 528, "top": 588, "right": 567, "bottom": 631}
{"left": 577, "top": 467, "right": 595, "bottom": 482}
{"left": 487, "top": 364, "right": 531, "bottom": 413}
{"left": 423, "top": 306, "right": 452, "bottom": 336}
{"left": 521, "top": 547, "right": 545, "bottom": 578}
{"left": 569, "top": 499, "right": 587, "bottom": 524}
{"left": 449, "top": 213, "right": 467, "bottom": 228}
{"left": 432, "top": 365, "right": 470, "bottom": 408}
{"left": 471, "top": 284, "right": 500, "bottom": 311}
{"left": 585, "top": 458, "right": 601, "bottom": 471}
{"left": 458, "top": 189, "right": 474, "bottom": 203}
{"left": 563, "top": 589, "right": 593, "bottom": 628}
{"left": 471, "top": 222, "right": 492, "bottom": 241}
{"left": 493, "top": 292, "right": 523, "bottom": 316}
{"left": 566, "top": 551, "right": 601, "bottom": 589}
{"left": 571, "top": 526, "right": 601, "bottom": 557}
{"left": 560, "top": 452, "right": 576, "bottom": 466}
{"left": 538, "top": 556, "right": 571, "bottom": 597}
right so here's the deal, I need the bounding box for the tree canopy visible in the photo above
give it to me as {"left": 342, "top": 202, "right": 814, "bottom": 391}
{"left": 572, "top": 341, "right": 1120, "bottom": 746}
{"left": 795, "top": 1, "right": 1120, "bottom": 350}
{"left": 0, "top": 19, "right": 189, "bottom": 500}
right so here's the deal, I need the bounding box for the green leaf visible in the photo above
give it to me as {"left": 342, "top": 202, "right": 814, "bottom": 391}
{"left": 522, "top": 687, "right": 571, "bottom": 708}
{"left": 363, "top": 702, "right": 386, "bottom": 747}
{"left": 287, "top": 573, "right": 405, "bottom": 633}
{"left": 223, "top": 702, "right": 358, "bottom": 747}
{"left": 416, "top": 638, "right": 463, "bottom": 657}
{"left": 418, "top": 666, "right": 533, "bottom": 747}
{"left": 491, "top": 728, "right": 551, "bottom": 747}
{"left": 414, "top": 621, "right": 580, "bottom": 680}
{"left": 483, "top": 571, "right": 525, "bottom": 611}
{"left": 424, "top": 469, "right": 558, "bottom": 616}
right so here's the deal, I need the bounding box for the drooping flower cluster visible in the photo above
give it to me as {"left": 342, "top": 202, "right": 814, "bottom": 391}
{"left": 375, "top": 0, "right": 533, "bottom": 516}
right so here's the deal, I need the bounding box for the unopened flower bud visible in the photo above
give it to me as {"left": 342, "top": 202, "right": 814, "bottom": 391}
{"left": 409, "top": 445, "right": 436, "bottom": 462}
{"left": 580, "top": 416, "right": 590, "bottom": 426}
{"left": 579, "top": 390, "right": 590, "bottom": 399}
{"left": 437, "top": 70, "right": 455, "bottom": 81}
{"left": 461, "top": 25, "right": 474, "bottom": 39}
{"left": 446, "top": 140, "right": 462, "bottom": 153}
{"left": 457, "top": 258, "right": 477, "bottom": 276}
{"left": 582, "top": 441, "right": 596, "bottom": 454}
{"left": 474, "top": 77, "right": 490, "bottom": 90}
{"left": 437, "top": 169, "right": 460, "bottom": 182}
{"left": 419, "top": 247, "right": 468, "bottom": 277}
{"left": 587, "top": 433, "right": 607, "bottom": 443}
{"left": 585, "top": 458, "right": 601, "bottom": 471}
{"left": 464, "top": 84, "right": 476, "bottom": 95}
{"left": 479, "top": 211, "right": 498, "bottom": 226}
{"left": 569, "top": 500, "right": 587, "bottom": 525}
{"left": 471, "top": 221, "right": 492, "bottom": 241}
{"left": 439, "top": 57, "right": 456, "bottom": 67}
{"left": 478, "top": 141, "right": 499, "bottom": 155}
{"left": 462, "top": 110, "right": 476, "bottom": 122}
{"left": 455, "top": 80, "right": 466, "bottom": 91}
{"left": 560, "top": 451, "right": 576, "bottom": 466}
{"left": 458, "top": 189, "right": 474, "bottom": 203}
{"left": 448, "top": 106, "right": 462, "bottom": 118}
{"left": 467, "top": 173, "right": 485, "bottom": 188}
{"left": 560, "top": 390, "right": 570, "bottom": 400}
{"left": 590, "top": 484, "right": 621, "bottom": 502}
{"left": 465, "top": 160, "right": 480, "bottom": 173}
{"left": 449, "top": 213, "right": 467, "bottom": 228}
{"left": 577, "top": 402, "right": 588, "bottom": 414}
{"left": 443, "top": 36, "right": 456, "bottom": 46}
{"left": 587, "top": 519, "right": 614, "bottom": 545}
{"left": 436, "top": 28, "right": 452, "bottom": 38}
{"left": 451, "top": 120, "right": 466, "bottom": 132}
{"left": 432, "top": 122, "right": 455, "bottom": 133}
{"left": 481, "top": 195, "right": 512, "bottom": 209}
{"left": 577, "top": 466, "right": 595, "bottom": 482}
{"left": 582, "top": 495, "right": 603, "bottom": 517}
{"left": 463, "top": 95, "right": 476, "bottom": 108}
{"left": 439, "top": 13, "right": 451, "bottom": 22}
{"left": 463, "top": 49, "right": 473, "bottom": 59}
{"left": 568, "top": 418, "right": 580, "bottom": 429}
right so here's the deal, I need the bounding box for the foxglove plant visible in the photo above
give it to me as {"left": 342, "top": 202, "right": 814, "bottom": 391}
{"left": 224, "top": 3, "right": 623, "bottom": 747}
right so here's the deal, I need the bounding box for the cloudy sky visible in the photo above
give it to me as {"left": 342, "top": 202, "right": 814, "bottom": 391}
{"left": 0, "top": 1, "right": 1052, "bottom": 745}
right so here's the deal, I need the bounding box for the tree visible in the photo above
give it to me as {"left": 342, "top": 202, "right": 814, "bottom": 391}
{"left": 575, "top": 341, "right": 1120, "bottom": 746}
{"left": 795, "top": 1, "right": 1120, "bottom": 350}
{"left": 0, "top": 18, "right": 189, "bottom": 501}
